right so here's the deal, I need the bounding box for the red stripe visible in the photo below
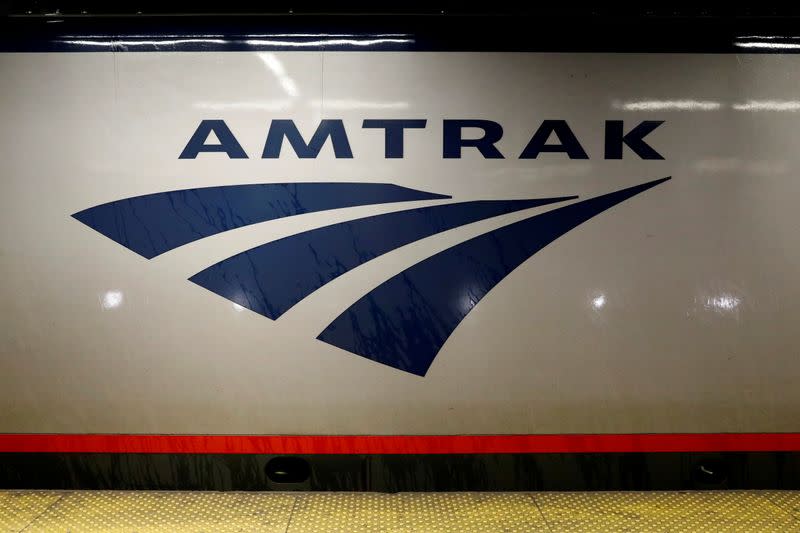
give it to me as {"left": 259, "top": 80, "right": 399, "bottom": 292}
{"left": 1, "top": 433, "right": 800, "bottom": 454}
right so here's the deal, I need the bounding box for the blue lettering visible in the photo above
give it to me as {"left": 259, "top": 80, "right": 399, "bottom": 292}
{"left": 179, "top": 120, "right": 248, "bottom": 159}
{"left": 605, "top": 120, "right": 664, "bottom": 160}
{"left": 262, "top": 119, "right": 353, "bottom": 158}
{"left": 362, "top": 119, "right": 427, "bottom": 158}
{"left": 520, "top": 120, "right": 589, "bottom": 159}
{"left": 443, "top": 120, "right": 504, "bottom": 159}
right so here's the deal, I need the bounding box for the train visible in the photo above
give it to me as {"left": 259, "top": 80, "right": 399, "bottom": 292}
{"left": 1, "top": 7, "right": 799, "bottom": 491}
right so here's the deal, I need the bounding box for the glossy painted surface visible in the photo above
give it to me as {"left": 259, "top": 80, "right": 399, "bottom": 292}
{"left": 1, "top": 50, "right": 800, "bottom": 436}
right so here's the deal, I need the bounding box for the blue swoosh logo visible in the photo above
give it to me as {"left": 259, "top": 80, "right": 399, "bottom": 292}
{"left": 73, "top": 182, "right": 449, "bottom": 258}
{"left": 317, "top": 177, "right": 670, "bottom": 376}
{"left": 74, "top": 177, "right": 670, "bottom": 376}
{"left": 189, "top": 196, "right": 576, "bottom": 319}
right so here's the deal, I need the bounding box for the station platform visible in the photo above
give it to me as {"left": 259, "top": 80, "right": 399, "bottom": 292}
{"left": 1, "top": 490, "right": 799, "bottom": 532}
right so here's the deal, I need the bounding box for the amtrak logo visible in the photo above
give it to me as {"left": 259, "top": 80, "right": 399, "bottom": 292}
{"left": 73, "top": 177, "right": 669, "bottom": 376}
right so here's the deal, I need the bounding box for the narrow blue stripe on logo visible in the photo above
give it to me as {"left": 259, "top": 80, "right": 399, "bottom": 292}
{"left": 72, "top": 183, "right": 449, "bottom": 259}
{"left": 189, "top": 197, "right": 576, "bottom": 319}
{"left": 317, "top": 177, "right": 671, "bottom": 376}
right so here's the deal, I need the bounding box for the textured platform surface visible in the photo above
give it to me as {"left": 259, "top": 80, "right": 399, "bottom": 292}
{"left": 1, "top": 490, "right": 799, "bottom": 532}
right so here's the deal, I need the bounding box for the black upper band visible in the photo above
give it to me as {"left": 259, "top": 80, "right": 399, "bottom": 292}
{"left": 3, "top": 10, "right": 800, "bottom": 52}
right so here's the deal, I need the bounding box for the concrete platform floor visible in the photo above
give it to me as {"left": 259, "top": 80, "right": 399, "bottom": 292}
{"left": 1, "top": 490, "right": 799, "bottom": 532}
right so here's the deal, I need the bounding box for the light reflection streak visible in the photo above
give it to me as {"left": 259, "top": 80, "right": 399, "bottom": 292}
{"left": 244, "top": 38, "right": 413, "bottom": 47}
{"left": 616, "top": 99, "right": 800, "bottom": 112}
{"left": 59, "top": 37, "right": 413, "bottom": 48}
{"left": 732, "top": 100, "right": 800, "bottom": 111}
{"left": 734, "top": 41, "right": 800, "bottom": 49}
{"left": 60, "top": 39, "right": 227, "bottom": 46}
{"left": 258, "top": 53, "right": 298, "bottom": 97}
{"left": 613, "top": 99, "right": 722, "bottom": 111}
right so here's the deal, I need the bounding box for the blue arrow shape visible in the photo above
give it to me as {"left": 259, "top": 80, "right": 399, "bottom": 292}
{"left": 73, "top": 182, "right": 449, "bottom": 258}
{"left": 317, "top": 177, "right": 671, "bottom": 376}
{"left": 190, "top": 196, "right": 575, "bottom": 319}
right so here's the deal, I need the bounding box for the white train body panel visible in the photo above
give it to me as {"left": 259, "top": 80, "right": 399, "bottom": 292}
{"left": 0, "top": 51, "right": 798, "bottom": 436}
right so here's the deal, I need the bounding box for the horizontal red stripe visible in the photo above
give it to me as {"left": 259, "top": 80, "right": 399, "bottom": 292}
{"left": 1, "top": 433, "right": 800, "bottom": 454}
